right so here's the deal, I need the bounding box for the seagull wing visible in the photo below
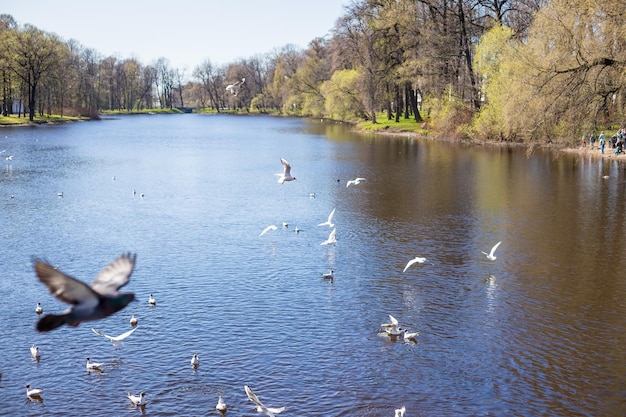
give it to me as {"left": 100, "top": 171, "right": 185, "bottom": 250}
{"left": 260, "top": 225, "right": 278, "bottom": 236}
{"left": 244, "top": 385, "right": 265, "bottom": 408}
{"left": 92, "top": 328, "right": 115, "bottom": 341}
{"left": 382, "top": 314, "right": 399, "bottom": 329}
{"left": 112, "top": 327, "right": 137, "bottom": 341}
{"left": 318, "top": 208, "right": 336, "bottom": 227}
{"left": 489, "top": 241, "right": 502, "bottom": 257}
{"left": 34, "top": 260, "right": 100, "bottom": 306}
{"left": 321, "top": 228, "right": 337, "bottom": 245}
{"left": 90, "top": 253, "right": 136, "bottom": 295}
{"left": 403, "top": 258, "right": 419, "bottom": 272}
{"left": 280, "top": 158, "right": 291, "bottom": 176}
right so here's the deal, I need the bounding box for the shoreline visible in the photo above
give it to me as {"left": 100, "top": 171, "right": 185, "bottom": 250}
{"left": 3, "top": 113, "right": 625, "bottom": 164}
{"left": 353, "top": 126, "right": 626, "bottom": 163}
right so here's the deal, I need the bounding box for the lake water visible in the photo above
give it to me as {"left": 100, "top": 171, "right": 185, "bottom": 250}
{"left": 1, "top": 114, "right": 625, "bottom": 416}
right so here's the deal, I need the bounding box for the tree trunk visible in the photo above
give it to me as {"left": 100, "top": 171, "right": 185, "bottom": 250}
{"left": 395, "top": 84, "right": 401, "bottom": 123}
{"left": 408, "top": 88, "right": 423, "bottom": 122}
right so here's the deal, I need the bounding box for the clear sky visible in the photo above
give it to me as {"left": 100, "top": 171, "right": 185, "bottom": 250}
{"left": 3, "top": 0, "right": 349, "bottom": 70}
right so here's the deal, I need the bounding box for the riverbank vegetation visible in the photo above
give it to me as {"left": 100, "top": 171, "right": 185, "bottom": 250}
{"left": 1, "top": 0, "right": 624, "bottom": 145}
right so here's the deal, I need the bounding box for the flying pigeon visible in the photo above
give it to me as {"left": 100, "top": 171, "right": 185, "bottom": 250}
{"left": 34, "top": 253, "right": 137, "bottom": 332}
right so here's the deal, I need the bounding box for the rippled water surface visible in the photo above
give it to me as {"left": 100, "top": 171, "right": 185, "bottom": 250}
{"left": 1, "top": 114, "right": 625, "bottom": 416}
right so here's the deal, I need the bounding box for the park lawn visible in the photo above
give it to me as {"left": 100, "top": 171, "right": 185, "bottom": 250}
{"left": 357, "top": 112, "right": 429, "bottom": 135}
{"left": 0, "top": 114, "right": 88, "bottom": 125}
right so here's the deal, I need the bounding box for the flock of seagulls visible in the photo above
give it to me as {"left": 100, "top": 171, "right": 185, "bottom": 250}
{"left": 8, "top": 153, "right": 505, "bottom": 415}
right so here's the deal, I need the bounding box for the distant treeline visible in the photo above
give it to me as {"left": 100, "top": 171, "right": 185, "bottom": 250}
{"left": 1, "top": 0, "right": 624, "bottom": 144}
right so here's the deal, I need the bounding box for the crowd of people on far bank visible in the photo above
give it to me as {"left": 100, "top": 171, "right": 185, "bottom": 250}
{"left": 582, "top": 128, "right": 626, "bottom": 155}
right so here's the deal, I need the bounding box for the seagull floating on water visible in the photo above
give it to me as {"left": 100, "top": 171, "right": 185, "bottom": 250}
{"left": 276, "top": 158, "right": 296, "bottom": 183}
{"left": 35, "top": 303, "right": 43, "bottom": 315}
{"left": 127, "top": 391, "right": 147, "bottom": 406}
{"left": 33, "top": 253, "right": 137, "bottom": 332}
{"left": 216, "top": 395, "right": 228, "bottom": 413}
{"left": 129, "top": 314, "right": 138, "bottom": 326}
{"left": 321, "top": 270, "right": 334, "bottom": 280}
{"left": 403, "top": 256, "right": 433, "bottom": 272}
{"left": 346, "top": 177, "right": 366, "bottom": 187}
{"left": 260, "top": 225, "right": 278, "bottom": 236}
{"left": 482, "top": 241, "right": 502, "bottom": 261}
{"left": 318, "top": 208, "right": 336, "bottom": 228}
{"left": 244, "top": 385, "right": 286, "bottom": 417}
{"left": 25, "top": 384, "right": 44, "bottom": 399}
{"left": 395, "top": 406, "right": 406, "bottom": 417}
{"left": 30, "top": 345, "right": 41, "bottom": 360}
{"left": 191, "top": 353, "right": 200, "bottom": 367}
{"left": 321, "top": 228, "right": 337, "bottom": 245}
{"left": 92, "top": 327, "right": 137, "bottom": 347}
{"left": 403, "top": 329, "right": 420, "bottom": 342}
{"left": 86, "top": 356, "right": 104, "bottom": 372}
{"left": 148, "top": 294, "right": 156, "bottom": 305}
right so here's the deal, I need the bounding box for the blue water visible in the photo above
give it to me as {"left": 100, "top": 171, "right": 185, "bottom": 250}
{"left": 1, "top": 114, "right": 625, "bottom": 416}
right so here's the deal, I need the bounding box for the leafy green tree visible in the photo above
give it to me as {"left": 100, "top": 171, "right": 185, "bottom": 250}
{"left": 7, "top": 24, "right": 63, "bottom": 121}
{"left": 321, "top": 69, "right": 364, "bottom": 120}
{"left": 495, "top": 0, "right": 625, "bottom": 142}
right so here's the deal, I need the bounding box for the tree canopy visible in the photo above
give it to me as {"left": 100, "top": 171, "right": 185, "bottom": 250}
{"left": 0, "top": 0, "right": 624, "bottom": 143}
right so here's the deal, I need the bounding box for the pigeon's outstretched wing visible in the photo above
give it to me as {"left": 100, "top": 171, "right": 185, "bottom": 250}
{"left": 34, "top": 260, "right": 99, "bottom": 307}
{"left": 91, "top": 253, "right": 136, "bottom": 295}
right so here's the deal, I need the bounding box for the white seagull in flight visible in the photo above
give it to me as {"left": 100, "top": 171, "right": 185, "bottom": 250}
{"left": 317, "top": 208, "right": 336, "bottom": 227}
{"left": 244, "top": 385, "right": 286, "bottom": 417}
{"left": 482, "top": 241, "right": 502, "bottom": 261}
{"left": 346, "top": 177, "right": 366, "bottom": 187}
{"left": 321, "top": 228, "right": 337, "bottom": 245}
{"left": 259, "top": 225, "right": 278, "bottom": 236}
{"left": 276, "top": 158, "right": 296, "bottom": 183}
{"left": 92, "top": 327, "right": 137, "bottom": 347}
{"left": 226, "top": 77, "right": 245, "bottom": 95}
{"left": 403, "top": 256, "right": 433, "bottom": 272}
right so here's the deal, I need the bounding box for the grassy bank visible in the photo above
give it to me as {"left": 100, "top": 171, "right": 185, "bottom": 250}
{"left": 0, "top": 114, "right": 89, "bottom": 126}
